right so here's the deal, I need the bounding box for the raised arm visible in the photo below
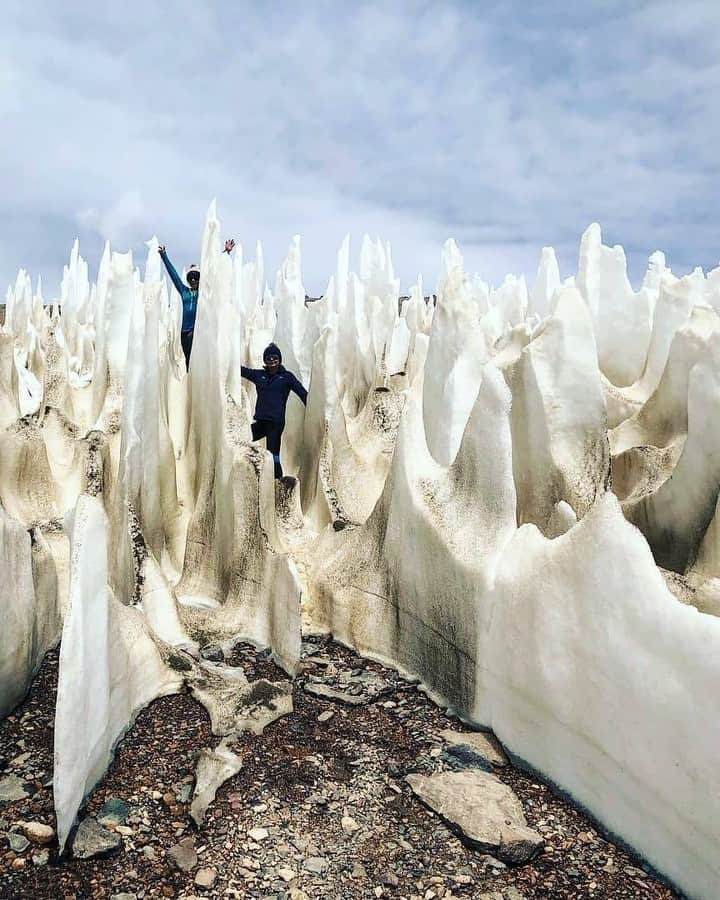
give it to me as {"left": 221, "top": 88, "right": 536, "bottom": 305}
{"left": 158, "top": 246, "right": 187, "bottom": 297}
{"left": 289, "top": 373, "right": 308, "bottom": 406}
{"left": 241, "top": 365, "right": 263, "bottom": 384}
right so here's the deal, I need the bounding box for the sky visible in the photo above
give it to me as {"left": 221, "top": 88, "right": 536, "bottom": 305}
{"left": 1, "top": 1, "right": 719, "bottom": 300}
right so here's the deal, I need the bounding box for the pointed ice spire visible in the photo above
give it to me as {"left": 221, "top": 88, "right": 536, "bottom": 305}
{"left": 144, "top": 236, "right": 162, "bottom": 284}
{"left": 530, "top": 247, "right": 560, "bottom": 320}
{"left": 577, "top": 222, "right": 602, "bottom": 318}
{"left": 335, "top": 234, "right": 350, "bottom": 316}
{"left": 436, "top": 239, "right": 464, "bottom": 305}
{"left": 642, "top": 251, "right": 667, "bottom": 294}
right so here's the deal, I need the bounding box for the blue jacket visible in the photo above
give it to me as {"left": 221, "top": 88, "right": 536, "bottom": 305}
{"left": 241, "top": 365, "right": 307, "bottom": 424}
{"left": 159, "top": 250, "right": 198, "bottom": 333}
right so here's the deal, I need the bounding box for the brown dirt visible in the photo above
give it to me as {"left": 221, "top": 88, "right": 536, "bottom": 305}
{"left": 0, "top": 639, "right": 679, "bottom": 900}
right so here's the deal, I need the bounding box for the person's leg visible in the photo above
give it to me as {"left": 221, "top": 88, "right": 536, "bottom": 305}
{"left": 266, "top": 422, "right": 284, "bottom": 478}
{"left": 180, "top": 330, "right": 194, "bottom": 369}
{"left": 251, "top": 420, "right": 267, "bottom": 442}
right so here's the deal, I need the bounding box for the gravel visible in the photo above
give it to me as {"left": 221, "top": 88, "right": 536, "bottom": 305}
{"left": 0, "top": 640, "right": 679, "bottom": 899}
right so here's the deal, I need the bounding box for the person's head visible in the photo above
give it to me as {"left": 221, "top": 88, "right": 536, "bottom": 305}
{"left": 186, "top": 264, "right": 200, "bottom": 291}
{"left": 263, "top": 343, "right": 282, "bottom": 374}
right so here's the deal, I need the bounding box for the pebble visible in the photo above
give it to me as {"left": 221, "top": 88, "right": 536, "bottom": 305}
{"left": 21, "top": 821, "right": 55, "bottom": 845}
{"left": 194, "top": 866, "right": 218, "bottom": 888}
{"left": 341, "top": 816, "right": 360, "bottom": 835}
{"left": 176, "top": 783, "right": 193, "bottom": 803}
{"left": 200, "top": 643, "right": 224, "bottom": 662}
{"left": 32, "top": 848, "right": 49, "bottom": 866}
{"left": 6, "top": 832, "right": 30, "bottom": 853}
{"left": 624, "top": 865, "right": 648, "bottom": 878}
{"left": 111, "top": 894, "right": 138, "bottom": 900}
{"left": 0, "top": 775, "right": 29, "bottom": 804}
{"left": 72, "top": 818, "right": 121, "bottom": 859}
{"left": 168, "top": 836, "right": 198, "bottom": 872}
{"left": 249, "top": 826, "right": 269, "bottom": 841}
{"left": 302, "top": 855, "right": 328, "bottom": 875}
{"left": 277, "top": 866, "right": 296, "bottom": 882}
{"left": 317, "top": 710, "right": 334, "bottom": 723}
{"left": 10, "top": 752, "right": 31, "bottom": 768}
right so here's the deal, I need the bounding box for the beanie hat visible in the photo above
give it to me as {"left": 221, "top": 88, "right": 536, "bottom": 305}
{"left": 263, "top": 343, "right": 282, "bottom": 364}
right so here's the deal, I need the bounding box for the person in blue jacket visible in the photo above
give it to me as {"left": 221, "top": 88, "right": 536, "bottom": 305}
{"left": 241, "top": 343, "right": 307, "bottom": 479}
{"left": 158, "top": 240, "right": 234, "bottom": 368}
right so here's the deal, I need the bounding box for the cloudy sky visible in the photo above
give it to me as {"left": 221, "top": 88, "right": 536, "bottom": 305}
{"left": 2, "top": 1, "right": 719, "bottom": 299}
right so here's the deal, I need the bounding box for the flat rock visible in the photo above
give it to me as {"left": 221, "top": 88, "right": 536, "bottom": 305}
{"left": 303, "top": 855, "right": 328, "bottom": 875}
{"left": 7, "top": 831, "right": 30, "bottom": 852}
{"left": 21, "top": 821, "right": 55, "bottom": 845}
{"left": 168, "top": 835, "right": 198, "bottom": 871}
{"left": 405, "top": 770, "right": 542, "bottom": 864}
{"left": 111, "top": 894, "right": 139, "bottom": 900}
{"left": 190, "top": 744, "right": 243, "bottom": 826}
{"left": 439, "top": 730, "right": 508, "bottom": 767}
{"left": 72, "top": 818, "right": 122, "bottom": 859}
{"left": 200, "top": 643, "right": 224, "bottom": 663}
{"left": 0, "top": 775, "right": 29, "bottom": 804}
{"left": 304, "top": 683, "right": 366, "bottom": 705}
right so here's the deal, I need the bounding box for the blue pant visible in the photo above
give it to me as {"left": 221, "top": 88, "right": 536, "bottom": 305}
{"left": 181, "top": 329, "right": 194, "bottom": 369}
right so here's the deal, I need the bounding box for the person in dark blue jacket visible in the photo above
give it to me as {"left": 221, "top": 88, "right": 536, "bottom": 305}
{"left": 158, "top": 240, "right": 234, "bottom": 368}
{"left": 241, "top": 343, "right": 307, "bottom": 478}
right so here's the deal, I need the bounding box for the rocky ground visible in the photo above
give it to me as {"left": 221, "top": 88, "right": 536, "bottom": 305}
{"left": 0, "top": 637, "right": 678, "bottom": 900}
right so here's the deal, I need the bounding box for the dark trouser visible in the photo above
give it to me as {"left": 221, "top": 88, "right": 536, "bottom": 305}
{"left": 181, "top": 329, "right": 194, "bottom": 369}
{"left": 251, "top": 419, "right": 284, "bottom": 478}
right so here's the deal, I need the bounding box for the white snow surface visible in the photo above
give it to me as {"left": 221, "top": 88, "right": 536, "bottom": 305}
{"left": 0, "top": 209, "right": 719, "bottom": 897}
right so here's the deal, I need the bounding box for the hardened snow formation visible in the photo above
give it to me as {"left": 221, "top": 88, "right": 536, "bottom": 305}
{"left": 1, "top": 207, "right": 719, "bottom": 899}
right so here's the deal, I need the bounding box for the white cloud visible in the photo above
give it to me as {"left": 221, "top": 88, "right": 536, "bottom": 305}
{"left": 2, "top": 0, "right": 719, "bottom": 296}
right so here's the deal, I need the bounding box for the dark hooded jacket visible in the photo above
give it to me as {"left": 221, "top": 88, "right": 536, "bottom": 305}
{"left": 240, "top": 344, "right": 307, "bottom": 424}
